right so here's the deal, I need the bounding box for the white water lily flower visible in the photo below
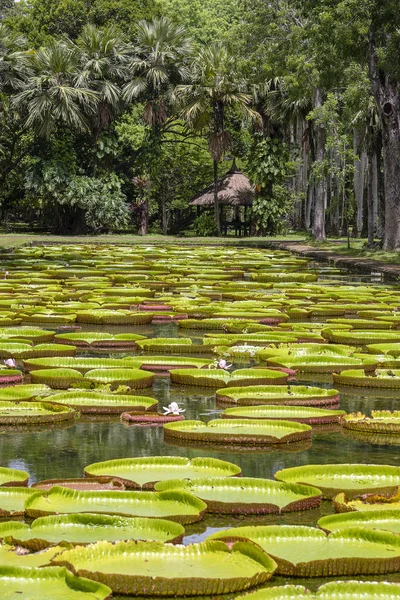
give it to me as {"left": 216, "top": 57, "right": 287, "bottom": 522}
{"left": 163, "top": 402, "right": 185, "bottom": 416}
{"left": 218, "top": 358, "right": 232, "bottom": 370}
{"left": 4, "top": 358, "right": 16, "bottom": 368}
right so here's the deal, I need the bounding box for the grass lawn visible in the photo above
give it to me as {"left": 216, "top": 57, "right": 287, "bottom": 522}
{"left": 307, "top": 238, "right": 400, "bottom": 265}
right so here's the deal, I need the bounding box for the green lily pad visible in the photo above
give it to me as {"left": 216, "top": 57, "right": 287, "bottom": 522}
{"left": 266, "top": 355, "right": 377, "bottom": 373}
{"left": 52, "top": 539, "right": 277, "bottom": 596}
{"left": 155, "top": 477, "right": 321, "bottom": 513}
{"left": 333, "top": 369, "right": 400, "bottom": 388}
{"left": 333, "top": 490, "right": 400, "bottom": 513}
{"left": 84, "top": 456, "right": 241, "bottom": 489}
{"left": 0, "top": 401, "right": 75, "bottom": 425}
{"left": 0, "top": 544, "right": 64, "bottom": 568}
{"left": 0, "top": 487, "right": 38, "bottom": 516}
{"left": 275, "top": 464, "right": 400, "bottom": 498}
{"left": 48, "top": 391, "right": 157, "bottom": 414}
{"left": 216, "top": 385, "right": 340, "bottom": 407}
{"left": 0, "top": 466, "right": 29, "bottom": 487}
{"left": 222, "top": 405, "right": 345, "bottom": 424}
{"left": 25, "top": 486, "right": 206, "bottom": 523}
{"left": 318, "top": 509, "right": 400, "bottom": 534}
{"left": 0, "top": 384, "right": 52, "bottom": 401}
{"left": 30, "top": 368, "right": 83, "bottom": 389}
{"left": 367, "top": 343, "right": 400, "bottom": 357}
{"left": 23, "top": 357, "right": 141, "bottom": 374}
{"left": 341, "top": 411, "right": 400, "bottom": 434}
{"left": 84, "top": 368, "right": 154, "bottom": 389}
{"left": 170, "top": 369, "right": 288, "bottom": 388}
{"left": 236, "top": 581, "right": 400, "bottom": 600}
{"left": 0, "top": 514, "right": 184, "bottom": 550}
{"left": 0, "top": 566, "right": 111, "bottom": 599}
{"left": 210, "top": 524, "right": 400, "bottom": 576}
{"left": 163, "top": 418, "right": 311, "bottom": 445}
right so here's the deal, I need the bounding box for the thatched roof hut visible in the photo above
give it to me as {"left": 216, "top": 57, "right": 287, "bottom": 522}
{"left": 190, "top": 163, "right": 255, "bottom": 207}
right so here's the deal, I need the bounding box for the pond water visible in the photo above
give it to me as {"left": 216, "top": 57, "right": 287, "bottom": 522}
{"left": 1, "top": 246, "right": 400, "bottom": 596}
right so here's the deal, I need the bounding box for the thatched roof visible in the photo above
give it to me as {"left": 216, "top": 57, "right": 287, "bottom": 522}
{"left": 190, "top": 163, "right": 255, "bottom": 207}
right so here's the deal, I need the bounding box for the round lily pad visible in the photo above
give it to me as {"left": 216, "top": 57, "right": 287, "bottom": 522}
{"left": 333, "top": 369, "right": 400, "bottom": 388}
{"left": 210, "top": 524, "right": 400, "bottom": 576}
{"left": 84, "top": 456, "right": 241, "bottom": 489}
{"left": 154, "top": 477, "right": 322, "bottom": 514}
{"left": 236, "top": 581, "right": 400, "bottom": 600}
{"left": 48, "top": 391, "right": 157, "bottom": 414}
{"left": 0, "top": 401, "right": 75, "bottom": 425}
{"left": 163, "top": 418, "right": 311, "bottom": 446}
{"left": 216, "top": 385, "right": 340, "bottom": 407}
{"left": 84, "top": 368, "right": 154, "bottom": 390}
{"left": 0, "top": 514, "right": 185, "bottom": 550}
{"left": 275, "top": 464, "right": 400, "bottom": 498}
{"left": 51, "top": 539, "right": 277, "bottom": 596}
{"left": 222, "top": 405, "right": 345, "bottom": 425}
{"left": 25, "top": 486, "right": 207, "bottom": 523}
{"left": 318, "top": 510, "right": 400, "bottom": 534}
{"left": 170, "top": 368, "right": 288, "bottom": 388}
{"left": 0, "top": 566, "right": 111, "bottom": 600}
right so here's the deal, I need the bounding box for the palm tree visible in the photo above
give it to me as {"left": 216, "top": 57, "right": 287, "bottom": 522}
{"left": 123, "top": 16, "right": 192, "bottom": 127}
{"left": 0, "top": 24, "right": 27, "bottom": 93}
{"left": 73, "top": 24, "right": 129, "bottom": 137}
{"left": 122, "top": 17, "right": 192, "bottom": 234}
{"left": 13, "top": 41, "right": 99, "bottom": 137}
{"left": 177, "top": 43, "right": 259, "bottom": 235}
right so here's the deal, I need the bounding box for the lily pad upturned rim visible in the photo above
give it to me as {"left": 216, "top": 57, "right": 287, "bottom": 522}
{"left": 0, "top": 566, "right": 112, "bottom": 600}
{"left": 341, "top": 411, "right": 400, "bottom": 434}
{"left": 209, "top": 524, "right": 400, "bottom": 577}
{"left": 275, "top": 464, "right": 400, "bottom": 498}
{"left": 163, "top": 418, "right": 311, "bottom": 446}
{"left": 0, "top": 400, "right": 76, "bottom": 425}
{"left": 48, "top": 391, "right": 158, "bottom": 414}
{"left": 318, "top": 509, "right": 400, "bottom": 534}
{"left": 235, "top": 580, "right": 400, "bottom": 600}
{"left": 216, "top": 385, "right": 340, "bottom": 407}
{"left": 154, "top": 476, "right": 322, "bottom": 514}
{"left": 0, "top": 513, "right": 185, "bottom": 551}
{"left": 0, "top": 466, "right": 29, "bottom": 487}
{"left": 51, "top": 539, "right": 277, "bottom": 596}
{"left": 170, "top": 368, "right": 288, "bottom": 388}
{"left": 222, "top": 405, "right": 346, "bottom": 425}
{"left": 25, "top": 485, "right": 207, "bottom": 523}
{"left": 83, "top": 456, "right": 241, "bottom": 489}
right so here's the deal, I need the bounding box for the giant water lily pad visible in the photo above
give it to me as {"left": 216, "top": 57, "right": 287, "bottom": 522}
{"left": 23, "top": 357, "right": 141, "bottom": 374}
{"left": 333, "top": 490, "right": 400, "bottom": 513}
{"left": 275, "top": 464, "right": 400, "bottom": 498}
{"left": 210, "top": 524, "right": 400, "bottom": 576}
{"left": 52, "top": 539, "right": 277, "bottom": 596}
{"left": 0, "top": 544, "right": 64, "bottom": 568}
{"left": 0, "top": 487, "right": 38, "bottom": 516}
{"left": 236, "top": 581, "right": 400, "bottom": 600}
{"left": 216, "top": 385, "right": 340, "bottom": 407}
{"left": 54, "top": 332, "right": 146, "bottom": 347}
{"left": 333, "top": 369, "right": 400, "bottom": 388}
{"left": 170, "top": 369, "right": 288, "bottom": 388}
{"left": 0, "top": 566, "right": 111, "bottom": 599}
{"left": 84, "top": 368, "right": 154, "bottom": 389}
{"left": 318, "top": 510, "right": 400, "bottom": 534}
{"left": 154, "top": 477, "right": 321, "bottom": 514}
{"left": 341, "top": 411, "right": 400, "bottom": 434}
{"left": 84, "top": 456, "right": 241, "bottom": 489}
{"left": 25, "top": 486, "right": 206, "bottom": 523}
{"left": 0, "top": 466, "right": 29, "bottom": 487}
{"left": 48, "top": 391, "right": 157, "bottom": 414}
{"left": 0, "top": 514, "right": 184, "bottom": 550}
{"left": 0, "top": 401, "right": 75, "bottom": 425}
{"left": 266, "top": 355, "right": 377, "bottom": 373}
{"left": 222, "top": 405, "right": 345, "bottom": 425}
{"left": 163, "top": 418, "right": 311, "bottom": 445}
{"left": 30, "top": 368, "right": 83, "bottom": 389}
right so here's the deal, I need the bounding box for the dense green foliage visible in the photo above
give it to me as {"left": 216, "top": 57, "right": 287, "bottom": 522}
{"left": 0, "top": 0, "right": 400, "bottom": 247}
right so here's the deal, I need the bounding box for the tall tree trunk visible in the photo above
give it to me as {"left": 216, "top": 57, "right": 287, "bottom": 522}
{"left": 367, "top": 149, "right": 375, "bottom": 247}
{"left": 311, "top": 88, "right": 326, "bottom": 240}
{"left": 138, "top": 199, "right": 148, "bottom": 235}
{"left": 213, "top": 159, "right": 220, "bottom": 236}
{"left": 368, "top": 34, "right": 400, "bottom": 250}
{"left": 353, "top": 128, "right": 366, "bottom": 236}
